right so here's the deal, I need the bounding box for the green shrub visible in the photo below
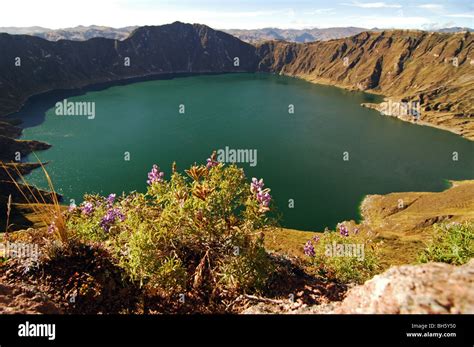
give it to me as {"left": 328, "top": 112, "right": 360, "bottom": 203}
{"left": 418, "top": 222, "right": 474, "bottom": 265}
{"left": 304, "top": 224, "right": 381, "bottom": 284}
{"left": 66, "top": 153, "right": 275, "bottom": 297}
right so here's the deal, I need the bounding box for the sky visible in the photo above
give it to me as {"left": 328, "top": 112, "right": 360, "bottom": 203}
{"left": 1, "top": 0, "right": 473, "bottom": 30}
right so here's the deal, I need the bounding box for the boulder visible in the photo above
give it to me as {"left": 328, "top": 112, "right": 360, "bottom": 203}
{"left": 243, "top": 260, "right": 474, "bottom": 314}
{"left": 325, "top": 260, "right": 474, "bottom": 314}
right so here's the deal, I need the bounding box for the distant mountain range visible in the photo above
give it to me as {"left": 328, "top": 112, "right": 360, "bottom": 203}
{"left": 222, "top": 27, "right": 368, "bottom": 43}
{"left": 1, "top": 25, "right": 472, "bottom": 43}
{"left": 436, "top": 27, "right": 473, "bottom": 33}
{"left": 0, "top": 25, "right": 138, "bottom": 41}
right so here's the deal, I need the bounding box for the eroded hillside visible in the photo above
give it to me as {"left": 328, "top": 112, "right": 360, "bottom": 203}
{"left": 257, "top": 30, "right": 474, "bottom": 139}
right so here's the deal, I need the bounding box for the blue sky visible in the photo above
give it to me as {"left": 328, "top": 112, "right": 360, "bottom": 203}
{"left": 2, "top": 0, "right": 473, "bottom": 29}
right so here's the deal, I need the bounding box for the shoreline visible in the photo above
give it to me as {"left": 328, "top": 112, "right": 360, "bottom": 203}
{"left": 286, "top": 73, "right": 474, "bottom": 142}
{"left": 360, "top": 102, "right": 470, "bottom": 140}
{"left": 1, "top": 70, "right": 243, "bottom": 120}
{"left": 3, "top": 68, "right": 472, "bottom": 143}
{"left": 2, "top": 66, "right": 473, "bottom": 143}
{"left": 269, "top": 179, "right": 474, "bottom": 266}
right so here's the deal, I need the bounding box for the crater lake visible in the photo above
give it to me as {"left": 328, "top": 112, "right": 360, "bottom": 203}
{"left": 15, "top": 73, "right": 474, "bottom": 231}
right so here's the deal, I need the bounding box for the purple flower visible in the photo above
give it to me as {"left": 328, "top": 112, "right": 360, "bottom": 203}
{"left": 257, "top": 190, "right": 272, "bottom": 207}
{"left": 339, "top": 224, "right": 349, "bottom": 237}
{"left": 312, "top": 235, "right": 320, "bottom": 243}
{"left": 107, "top": 193, "right": 116, "bottom": 206}
{"left": 250, "top": 177, "right": 265, "bottom": 193}
{"left": 250, "top": 178, "right": 271, "bottom": 212}
{"left": 206, "top": 157, "right": 219, "bottom": 169}
{"left": 81, "top": 202, "right": 94, "bottom": 216}
{"left": 68, "top": 204, "right": 77, "bottom": 212}
{"left": 100, "top": 208, "right": 125, "bottom": 232}
{"left": 147, "top": 164, "right": 164, "bottom": 185}
{"left": 304, "top": 240, "right": 315, "bottom": 257}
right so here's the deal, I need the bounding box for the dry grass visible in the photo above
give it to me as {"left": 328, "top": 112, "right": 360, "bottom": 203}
{"left": 264, "top": 181, "right": 474, "bottom": 269}
{"left": 1, "top": 154, "right": 69, "bottom": 243}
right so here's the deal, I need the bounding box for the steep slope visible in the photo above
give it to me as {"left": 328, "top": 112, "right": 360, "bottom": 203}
{"left": 0, "top": 21, "right": 257, "bottom": 119}
{"left": 257, "top": 30, "right": 474, "bottom": 139}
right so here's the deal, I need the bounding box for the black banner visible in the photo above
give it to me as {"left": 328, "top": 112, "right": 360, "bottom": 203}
{"left": 0, "top": 314, "right": 472, "bottom": 346}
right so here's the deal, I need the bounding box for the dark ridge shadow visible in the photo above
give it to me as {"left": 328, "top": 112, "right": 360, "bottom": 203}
{"left": 6, "top": 71, "right": 235, "bottom": 129}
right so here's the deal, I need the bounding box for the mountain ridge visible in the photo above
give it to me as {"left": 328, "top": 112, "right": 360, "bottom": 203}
{"left": 1, "top": 24, "right": 471, "bottom": 43}
{"left": 257, "top": 29, "right": 474, "bottom": 139}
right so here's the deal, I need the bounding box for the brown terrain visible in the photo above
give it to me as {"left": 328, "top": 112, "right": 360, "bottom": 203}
{"left": 266, "top": 180, "right": 474, "bottom": 267}
{"left": 0, "top": 281, "right": 62, "bottom": 314}
{"left": 257, "top": 30, "right": 474, "bottom": 140}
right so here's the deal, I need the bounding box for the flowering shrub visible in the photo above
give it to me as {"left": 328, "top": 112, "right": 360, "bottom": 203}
{"left": 304, "top": 223, "right": 380, "bottom": 284}
{"left": 418, "top": 222, "right": 473, "bottom": 265}
{"left": 66, "top": 153, "right": 275, "bottom": 296}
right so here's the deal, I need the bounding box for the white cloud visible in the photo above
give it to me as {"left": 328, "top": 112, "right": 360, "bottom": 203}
{"left": 417, "top": 4, "right": 444, "bottom": 10}
{"left": 345, "top": 15, "right": 432, "bottom": 28}
{"left": 0, "top": 1, "right": 288, "bottom": 29}
{"left": 305, "top": 8, "right": 336, "bottom": 15}
{"left": 0, "top": 0, "right": 469, "bottom": 31}
{"left": 445, "top": 13, "right": 474, "bottom": 18}
{"left": 342, "top": 1, "right": 402, "bottom": 9}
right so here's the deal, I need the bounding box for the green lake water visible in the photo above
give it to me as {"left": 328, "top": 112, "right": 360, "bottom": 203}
{"left": 16, "top": 73, "right": 474, "bottom": 231}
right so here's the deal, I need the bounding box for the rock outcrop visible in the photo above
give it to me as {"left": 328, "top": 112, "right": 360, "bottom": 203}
{"left": 243, "top": 260, "right": 474, "bottom": 314}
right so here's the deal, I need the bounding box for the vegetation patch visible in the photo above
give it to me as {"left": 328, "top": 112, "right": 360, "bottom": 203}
{"left": 303, "top": 224, "right": 381, "bottom": 284}
{"left": 2, "top": 155, "right": 473, "bottom": 313}
{"left": 1, "top": 153, "right": 348, "bottom": 313}
{"left": 418, "top": 222, "right": 474, "bottom": 265}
